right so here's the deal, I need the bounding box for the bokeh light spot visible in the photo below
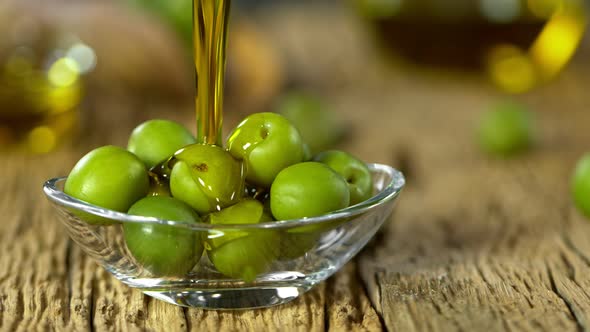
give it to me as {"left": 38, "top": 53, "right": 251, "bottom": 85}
{"left": 48, "top": 57, "right": 80, "bottom": 87}
{"left": 480, "top": 0, "right": 521, "bottom": 23}
{"left": 47, "top": 84, "right": 82, "bottom": 114}
{"left": 28, "top": 126, "right": 57, "bottom": 154}
{"left": 66, "top": 43, "right": 97, "bottom": 74}
{"left": 487, "top": 45, "right": 536, "bottom": 93}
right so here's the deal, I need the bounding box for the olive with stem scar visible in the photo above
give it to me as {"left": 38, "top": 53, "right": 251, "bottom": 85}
{"left": 314, "top": 150, "right": 373, "bottom": 205}
{"left": 169, "top": 144, "right": 246, "bottom": 214}
{"left": 227, "top": 112, "right": 305, "bottom": 188}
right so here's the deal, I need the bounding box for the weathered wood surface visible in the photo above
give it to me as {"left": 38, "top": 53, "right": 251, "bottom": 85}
{"left": 2, "top": 6, "right": 590, "bottom": 332}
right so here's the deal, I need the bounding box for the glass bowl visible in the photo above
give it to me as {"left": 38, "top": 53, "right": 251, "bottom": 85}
{"left": 43, "top": 163, "right": 404, "bottom": 309}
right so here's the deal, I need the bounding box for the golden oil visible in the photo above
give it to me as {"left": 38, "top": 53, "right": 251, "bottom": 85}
{"left": 193, "top": 0, "right": 231, "bottom": 146}
{"left": 0, "top": 52, "right": 83, "bottom": 153}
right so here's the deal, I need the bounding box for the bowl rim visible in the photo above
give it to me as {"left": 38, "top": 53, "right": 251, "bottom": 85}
{"left": 43, "top": 163, "right": 405, "bottom": 230}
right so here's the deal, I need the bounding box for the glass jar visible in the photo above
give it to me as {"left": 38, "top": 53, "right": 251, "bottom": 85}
{"left": 356, "top": 0, "right": 588, "bottom": 93}
{"left": 0, "top": 4, "right": 95, "bottom": 153}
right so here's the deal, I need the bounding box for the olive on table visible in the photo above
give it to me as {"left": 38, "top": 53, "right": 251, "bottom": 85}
{"left": 572, "top": 154, "right": 590, "bottom": 218}
{"left": 478, "top": 101, "right": 534, "bottom": 157}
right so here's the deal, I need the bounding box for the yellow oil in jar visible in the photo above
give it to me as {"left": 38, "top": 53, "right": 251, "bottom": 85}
{"left": 357, "top": 0, "right": 587, "bottom": 93}
{"left": 0, "top": 52, "right": 83, "bottom": 154}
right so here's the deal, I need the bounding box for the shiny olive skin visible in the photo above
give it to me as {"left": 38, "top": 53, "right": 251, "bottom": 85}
{"left": 314, "top": 150, "right": 373, "bottom": 205}
{"left": 64, "top": 145, "right": 149, "bottom": 224}
{"left": 270, "top": 161, "right": 351, "bottom": 259}
{"left": 125, "top": 196, "right": 203, "bottom": 275}
{"left": 208, "top": 233, "right": 277, "bottom": 282}
{"left": 169, "top": 144, "right": 245, "bottom": 214}
{"left": 226, "top": 112, "right": 305, "bottom": 188}
{"left": 128, "top": 119, "right": 196, "bottom": 169}
{"left": 270, "top": 162, "right": 350, "bottom": 221}
{"left": 205, "top": 200, "right": 278, "bottom": 281}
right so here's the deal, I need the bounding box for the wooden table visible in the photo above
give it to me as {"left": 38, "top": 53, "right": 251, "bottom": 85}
{"left": 2, "top": 6, "right": 590, "bottom": 331}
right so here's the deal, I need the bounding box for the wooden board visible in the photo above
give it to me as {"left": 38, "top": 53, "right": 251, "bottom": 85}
{"left": 1, "top": 5, "right": 590, "bottom": 332}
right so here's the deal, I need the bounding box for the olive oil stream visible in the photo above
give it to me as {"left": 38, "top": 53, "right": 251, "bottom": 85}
{"left": 193, "top": 0, "right": 231, "bottom": 146}
{"left": 149, "top": 0, "right": 241, "bottom": 211}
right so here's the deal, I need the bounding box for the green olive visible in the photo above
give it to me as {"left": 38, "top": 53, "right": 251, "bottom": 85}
{"left": 128, "top": 119, "right": 196, "bottom": 169}
{"left": 208, "top": 232, "right": 277, "bottom": 282}
{"left": 314, "top": 150, "right": 373, "bottom": 205}
{"left": 279, "top": 218, "right": 347, "bottom": 260}
{"left": 169, "top": 144, "right": 245, "bottom": 214}
{"left": 125, "top": 196, "right": 203, "bottom": 275}
{"left": 64, "top": 145, "right": 149, "bottom": 224}
{"left": 270, "top": 162, "right": 350, "bottom": 220}
{"left": 270, "top": 162, "right": 351, "bottom": 258}
{"left": 478, "top": 101, "right": 534, "bottom": 157}
{"left": 205, "top": 200, "right": 278, "bottom": 281}
{"left": 277, "top": 92, "right": 345, "bottom": 155}
{"left": 226, "top": 112, "right": 305, "bottom": 188}
{"left": 572, "top": 154, "right": 590, "bottom": 219}
{"left": 278, "top": 230, "right": 319, "bottom": 260}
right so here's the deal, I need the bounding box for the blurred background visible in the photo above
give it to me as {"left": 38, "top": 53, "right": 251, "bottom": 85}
{"left": 0, "top": 0, "right": 588, "bottom": 158}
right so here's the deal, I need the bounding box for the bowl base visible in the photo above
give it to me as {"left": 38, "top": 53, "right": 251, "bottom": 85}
{"left": 143, "top": 286, "right": 310, "bottom": 309}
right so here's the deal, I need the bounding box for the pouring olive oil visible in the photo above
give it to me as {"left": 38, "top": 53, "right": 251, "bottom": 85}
{"left": 148, "top": 0, "right": 243, "bottom": 212}
{"left": 193, "top": 0, "right": 231, "bottom": 146}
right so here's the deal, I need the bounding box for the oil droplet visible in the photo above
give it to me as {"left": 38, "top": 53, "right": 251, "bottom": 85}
{"left": 480, "top": 0, "right": 521, "bottom": 23}
{"left": 66, "top": 43, "right": 97, "bottom": 74}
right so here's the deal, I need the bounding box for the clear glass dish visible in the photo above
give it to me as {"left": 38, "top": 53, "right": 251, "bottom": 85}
{"left": 43, "top": 163, "right": 404, "bottom": 309}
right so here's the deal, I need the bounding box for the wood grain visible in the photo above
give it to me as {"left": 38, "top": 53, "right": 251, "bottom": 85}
{"left": 2, "top": 5, "right": 590, "bottom": 332}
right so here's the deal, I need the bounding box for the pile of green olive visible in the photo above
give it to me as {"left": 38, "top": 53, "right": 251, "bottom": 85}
{"left": 64, "top": 113, "right": 373, "bottom": 280}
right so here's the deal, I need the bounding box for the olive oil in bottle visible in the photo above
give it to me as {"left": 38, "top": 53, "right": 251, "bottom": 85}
{"left": 0, "top": 25, "right": 85, "bottom": 154}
